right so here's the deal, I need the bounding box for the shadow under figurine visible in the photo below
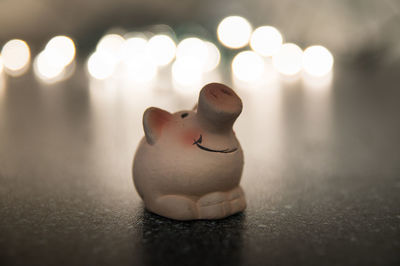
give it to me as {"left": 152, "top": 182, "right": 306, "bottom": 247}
{"left": 133, "top": 83, "right": 246, "bottom": 220}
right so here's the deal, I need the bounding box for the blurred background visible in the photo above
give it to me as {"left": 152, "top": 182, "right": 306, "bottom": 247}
{"left": 1, "top": 1, "right": 400, "bottom": 266}
{"left": 0, "top": 0, "right": 400, "bottom": 88}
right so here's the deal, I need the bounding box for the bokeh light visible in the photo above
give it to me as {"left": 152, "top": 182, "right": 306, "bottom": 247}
{"left": 250, "top": 26, "right": 283, "bottom": 57}
{"left": 172, "top": 57, "right": 203, "bottom": 87}
{"left": 176, "top": 37, "right": 208, "bottom": 67}
{"left": 121, "top": 37, "right": 148, "bottom": 60}
{"left": 96, "top": 34, "right": 125, "bottom": 59}
{"left": 119, "top": 36, "right": 157, "bottom": 84}
{"left": 147, "top": 34, "right": 176, "bottom": 66}
{"left": 272, "top": 43, "right": 303, "bottom": 76}
{"left": 173, "top": 37, "right": 220, "bottom": 89}
{"left": 217, "top": 16, "right": 252, "bottom": 49}
{"left": 203, "top": 41, "right": 221, "bottom": 72}
{"left": 124, "top": 54, "right": 157, "bottom": 84}
{"left": 232, "top": 50, "right": 265, "bottom": 83}
{"left": 0, "top": 55, "right": 3, "bottom": 75}
{"left": 0, "top": 73, "right": 4, "bottom": 95}
{"left": 302, "top": 71, "right": 333, "bottom": 91}
{"left": 1, "top": 39, "right": 30, "bottom": 76}
{"left": 34, "top": 50, "right": 65, "bottom": 81}
{"left": 33, "top": 36, "right": 76, "bottom": 83}
{"left": 302, "top": 45, "right": 334, "bottom": 77}
{"left": 87, "top": 51, "right": 117, "bottom": 80}
{"left": 176, "top": 38, "right": 220, "bottom": 73}
{"left": 45, "top": 35, "right": 76, "bottom": 67}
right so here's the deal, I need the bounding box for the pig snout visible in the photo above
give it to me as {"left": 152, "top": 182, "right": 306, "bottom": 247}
{"left": 197, "top": 83, "right": 243, "bottom": 132}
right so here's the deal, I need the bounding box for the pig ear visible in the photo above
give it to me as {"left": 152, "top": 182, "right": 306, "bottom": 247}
{"left": 143, "top": 107, "right": 172, "bottom": 145}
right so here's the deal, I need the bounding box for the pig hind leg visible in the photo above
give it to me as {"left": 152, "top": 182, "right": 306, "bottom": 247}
{"left": 228, "top": 186, "right": 246, "bottom": 214}
{"left": 197, "top": 186, "right": 246, "bottom": 219}
{"left": 145, "top": 195, "right": 199, "bottom": 221}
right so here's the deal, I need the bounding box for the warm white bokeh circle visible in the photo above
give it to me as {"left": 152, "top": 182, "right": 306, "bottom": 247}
{"left": 217, "top": 16, "right": 252, "bottom": 49}
{"left": 203, "top": 41, "right": 221, "bottom": 72}
{"left": 172, "top": 57, "right": 203, "bottom": 87}
{"left": 272, "top": 43, "right": 303, "bottom": 75}
{"left": 250, "top": 26, "right": 283, "bottom": 57}
{"left": 176, "top": 38, "right": 221, "bottom": 73}
{"left": 176, "top": 38, "right": 208, "bottom": 69}
{"left": 302, "top": 45, "right": 334, "bottom": 77}
{"left": 87, "top": 51, "right": 117, "bottom": 80}
{"left": 147, "top": 35, "right": 176, "bottom": 66}
{"left": 121, "top": 37, "right": 148, "bottom": 60}
{"left": 45, "top": 36, "right": 76, "bottom": 67}
{"left": 34, "top": 50, "right": 65, "bottom": 80}
{"left": 232, "top": 50, "right": 265, "bottom": 83}
{"left": 124, "top": 54, "right": 157, "bottom": 83}
{"left": 0, "top": 55, "right": 3, "bottom": 74}
{"left": 176, "top": 38, "right": 207, "bottom": 61}
{"left": 1, "top": 39, "right": 30, "bottom": 75}
{"left": 96, "top": 34, "right": 125, "bottom": 59}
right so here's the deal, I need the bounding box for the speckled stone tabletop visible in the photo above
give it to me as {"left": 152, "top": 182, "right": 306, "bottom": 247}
{"left": 0, "top": 63, "right": 399, "bottom": 266}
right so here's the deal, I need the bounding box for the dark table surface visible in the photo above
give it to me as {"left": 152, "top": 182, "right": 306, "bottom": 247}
{"left": 0, "top": 62, "right": 399, "bottom": 266}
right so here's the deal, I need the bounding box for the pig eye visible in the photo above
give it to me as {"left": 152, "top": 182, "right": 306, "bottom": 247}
{"left": 181, "top": 113, "right": 188, "bottom": 118}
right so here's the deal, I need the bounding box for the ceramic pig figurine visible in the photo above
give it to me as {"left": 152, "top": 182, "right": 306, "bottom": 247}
{"left": 132, "top": 83, "right": 245, "bottom": 220}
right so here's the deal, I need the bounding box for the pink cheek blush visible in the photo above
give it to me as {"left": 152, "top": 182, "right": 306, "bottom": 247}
{"left": 181, "top": 129, "right": 201, "bottom": 147}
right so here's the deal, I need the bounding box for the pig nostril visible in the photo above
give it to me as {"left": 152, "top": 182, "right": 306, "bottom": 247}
{"left": 210, "top": 91, "right": 218, "bottom": 98}
{"left": 220, "top": 88, "right": 232, "bottom": 96}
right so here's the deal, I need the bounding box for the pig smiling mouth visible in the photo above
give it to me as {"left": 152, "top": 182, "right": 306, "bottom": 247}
{"left": 193, "top": 135, "right": 237, "bottom": 153}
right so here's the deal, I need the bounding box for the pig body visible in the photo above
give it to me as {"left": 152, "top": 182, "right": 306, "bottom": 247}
{"left": 133, "top": 83, "right": 246, "bottom": 220}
